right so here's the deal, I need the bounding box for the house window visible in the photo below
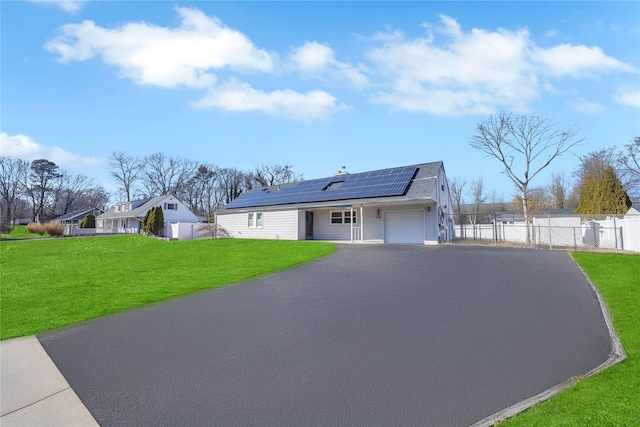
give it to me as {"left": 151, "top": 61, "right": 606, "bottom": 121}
{"left": 164, "top": 203, "right": 178, "bottom": 211}
{"left": 330, "top": 210, "right": 356, "bottom": 225}
{"left": 248, "top": 212, "right": 263, "bottom": 228}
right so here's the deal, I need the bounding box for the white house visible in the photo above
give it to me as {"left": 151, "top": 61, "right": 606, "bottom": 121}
{"left": 96, "top": 195, "right": 199, "bottom": 235}
{"left": 215, "top": 161, "right": 455, "bottom": 245}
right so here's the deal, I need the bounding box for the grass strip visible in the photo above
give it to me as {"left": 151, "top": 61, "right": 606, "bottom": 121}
{"left": 1, "top": 225, "right": 46, "bottom": 240}
{"left": 503, "top": 252, "right": 639, "bottom": 426}
{"left": 0, "top": 236, "right": 336, "bottom": 339}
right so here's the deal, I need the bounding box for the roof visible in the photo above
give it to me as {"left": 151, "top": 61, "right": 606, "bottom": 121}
{"left": 626, "top": 206, "right": 640, "bottom": 216}
{"left": 53, "top": 208, "right": 104, "bottom": 222}
{"left": 97, "top": 195, "right": 170, "bottom": 220}
{"left": 221, "top": 162, "right": 443, "bottom": 211}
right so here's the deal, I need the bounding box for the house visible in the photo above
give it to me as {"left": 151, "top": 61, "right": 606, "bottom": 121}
{"left": 215, "top": 161, "right": 454, "bottom": 244}
{"left": 52, "top": 207, "right": 105, "bottom": 234}
{"left": 625, "top": 206, "right": 640, "bottom": 216}
{"left": 96, "top": 195, "right": 199, "bottom": 234}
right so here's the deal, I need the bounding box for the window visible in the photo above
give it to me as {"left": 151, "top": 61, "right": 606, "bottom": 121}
{"left": 164, "top": 203, "right": 177, "bottom": 211}
{"left": 330, "top": 210, "right": 356, "bottom": 225}
{"left": 248, "top": 212, "right": 264, "bottom": 228}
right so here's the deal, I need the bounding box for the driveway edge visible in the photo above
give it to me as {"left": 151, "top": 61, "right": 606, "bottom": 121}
{"left": 0, "top": 336, "right": 99, "bottom": 426}
{"left": 469, "top": 254, "right": 627, "bottom": 427}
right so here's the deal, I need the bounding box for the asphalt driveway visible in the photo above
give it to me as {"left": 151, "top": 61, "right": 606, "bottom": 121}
{"left": 39, "top": 245, "right": 611, "bottom": 426}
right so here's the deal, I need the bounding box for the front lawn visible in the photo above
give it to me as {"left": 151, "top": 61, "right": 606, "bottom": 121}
{"left": 0, "top": 236, "right": 336, "bottom": 339}
{"left": 503, "top": 252, "right": 639, "bottom": 426}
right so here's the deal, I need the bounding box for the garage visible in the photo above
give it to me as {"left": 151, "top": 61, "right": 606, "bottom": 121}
{"left": 384, "top": 210, "right": 424, "bottom": 244}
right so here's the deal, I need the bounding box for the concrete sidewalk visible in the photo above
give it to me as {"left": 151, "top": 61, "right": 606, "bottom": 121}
{"left": 0, "top": 336, "right": 98, "bottom": 426}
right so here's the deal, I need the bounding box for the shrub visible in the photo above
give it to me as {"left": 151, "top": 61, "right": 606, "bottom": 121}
{"left": 197, "top": 223, "right": 231, "bottom": 239}
{"left": 78, "top": 214, "right": 96, "bottom": 229}
{"left": 141, "top": 209, "right": 151, "bottom": 234}
{"left": 153, "top": 206, "right": 164, "bottom": 236}
{"left": 142, "top": 206, "right": 164, "bottom": 236}
{"left": 143, "top": 207, "right": 156, "bottom": 235}
{"left": 27, "top": 222, "right": 45, "bottom": 235}
{"left": 44, "top": 222, "right": 64, "bottom": 236}
{"left": 1, "top": 223, "right": 12, "bottom": 234}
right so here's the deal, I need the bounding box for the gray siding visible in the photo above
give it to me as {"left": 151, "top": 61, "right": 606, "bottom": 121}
{"left": 217, "top": 210, "right": 299, "bottom": 240}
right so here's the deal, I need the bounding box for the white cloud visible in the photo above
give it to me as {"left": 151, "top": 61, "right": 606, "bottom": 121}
{"left": 45, "top": 7, "right": 274, "bottom": 89}
{"left": 366, "top": 14, "right": 637, "bottom": 116}
{"left": 0, "top": 132, "right": 105, "bottom": 168}
{"left": 613, "top": 85, "right": 640, "bottom": 108}
{"left": 291, "top": 41, "right": 368, "bottom": 88}
{"left": 568, "top": 98, "right": 606, "bottom": 115}
{"left": 367, "top": 15, "right": 538, "bottom": 115}
{"left": 44, "top": 7, "right": 347, "bottom": 122}
{"left": 531, "top": 44, "right": 637, "bottom": 78}
{"left": 192, "top": 79, "right": 347, "bottom": 122}
{"left": 28, "top": 0, "right": 86, "bottom": 12}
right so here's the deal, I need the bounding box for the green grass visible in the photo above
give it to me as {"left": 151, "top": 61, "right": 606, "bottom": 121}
{"left": 0, "top": 225, "right": 43, "bottom": 239}
{"left": 0, "top": 236, "right": 336, "bottom": 339}
{"left": 503, "top": 252, "right": 640, "bottom": 426}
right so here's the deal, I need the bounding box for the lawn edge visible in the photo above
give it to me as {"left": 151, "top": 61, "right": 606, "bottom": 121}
{"left": 469, "top": 252, "right": 627, "bottom": 427}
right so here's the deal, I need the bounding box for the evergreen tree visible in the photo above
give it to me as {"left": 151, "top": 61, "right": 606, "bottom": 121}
{"left": 141, "top": 209, "right": 151, "bottom": 234}
{"left": 142, "top": 207, "right": 154, "bottom": 234}
{"left": 153, "top": 206, "right": 164, "bottom": 236}
{"left": 595, "top": 167, "right": 632, "bottom": 214}
{"left": 575, "top": 174, "right": 598, "bottom": 213}
{"left": 575, "top": 166, "right": 631, "bottom": 214}
{"left": 78, "top": 214, "right": 95, "bottom": 228}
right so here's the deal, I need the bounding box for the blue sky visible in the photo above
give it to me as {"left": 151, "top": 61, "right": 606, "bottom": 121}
{"left": 2, "top": 0, "right": 639, "bottom": 201}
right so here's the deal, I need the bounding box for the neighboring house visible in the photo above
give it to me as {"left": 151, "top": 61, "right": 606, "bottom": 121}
{"left": 216, "top": 161, "right": 454, "bottom": 244}
{"left": 625, "top": 206, "right": 640, "bottom": 217}
{"left": 52, "top": 208, "right": 105, "bottom": 234}
{"left": 96, "top": 195, "right": 199, "bottom": 234}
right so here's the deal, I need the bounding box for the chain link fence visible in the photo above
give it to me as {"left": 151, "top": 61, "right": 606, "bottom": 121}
{"left": 450, "top": 212, "right": 639, "bottom": 252}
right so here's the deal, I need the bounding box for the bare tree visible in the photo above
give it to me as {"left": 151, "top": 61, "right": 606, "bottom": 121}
{"left": 77, "top": 186, "right": 110, "bottom": 211}
{"left": 448, "top": 177, "right": 467, "bottom": 237}
{"left": 141, "top": 153, "right": 198, "bottom": 197}
{"left": 469, "top": 112, "right": 582, "bottom": 242}
{"left": 109, "top": 151, "right": 143, "bottom": 202}
{"left": 252, "top": 164, "right": 303, "bottom": 187}
{"left": 547, "top": 172, "right": 571, "bottom": 209}
{"left": 573, "top": 147, "right": 616, "bottom": 185}
{"left": 0, "top": 156, "right": 30, "bottom": 231}
{"left": 488, "top": 191, "right": 506, "bottom": 213}
{"left": 178, "top": 164, "right": 219, "bottom": 219}
{"left": 468, "top": 178, "right": 487, "bottom": 225}
{"left": 52, "top": 172, "right": 95, "bottom": 215}
{"left": 617, "top": 137, "right": 640, "bottom": 197}
{"left": 216, "top": 167, "right": 246, "bottom": 204}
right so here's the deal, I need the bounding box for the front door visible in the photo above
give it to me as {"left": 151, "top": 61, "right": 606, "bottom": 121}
{"left": 305, "top": 211, "right": 314, "bottom": 240}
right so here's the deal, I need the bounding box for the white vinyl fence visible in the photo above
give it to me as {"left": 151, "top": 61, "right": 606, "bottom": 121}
{"left": 455, "top": 213, "right": 640, "bottom": 252}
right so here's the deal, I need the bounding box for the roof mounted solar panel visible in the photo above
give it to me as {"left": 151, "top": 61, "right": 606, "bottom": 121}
{"left": 225, "top": 166, "right": 418, "bottom": 209}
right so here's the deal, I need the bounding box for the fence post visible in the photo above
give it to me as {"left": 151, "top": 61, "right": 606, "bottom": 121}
{"left": 613, "top": 217, "right": 618, "bottom": 253}
{"left": 548, "top": 214, "right": 552, "bottom": 251}
{"left": 573, "top": 227, "right": 577, "bottom": 251}
{"left": 619, "top": 226, "right": 624, "bottom": 251}
{"left": 494, "top": 213, "right": 497, "bottom": 247}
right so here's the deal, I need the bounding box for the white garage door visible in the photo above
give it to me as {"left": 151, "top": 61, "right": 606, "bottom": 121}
{"left": 384, "top": 210, "right": 424, "bottom": 244}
